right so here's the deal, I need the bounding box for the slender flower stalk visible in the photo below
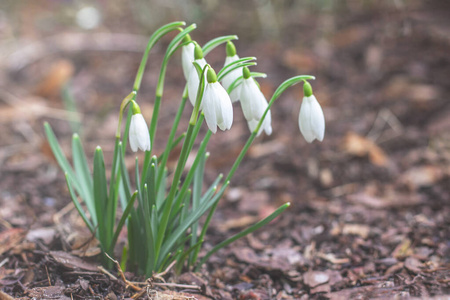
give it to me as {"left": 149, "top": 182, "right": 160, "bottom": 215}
{"left": 129, "top": 101, "right": 151, "bottom": 152}
{"left": 187, "top": 44, "right": 207, "bottom": 106}
{"left": 221, "top": 41, "right": 241, "bottom": 102}
{"left": 239, "top": 67, "right": 272, "bottom": 136}
{"left": 298, "top": 81, "right": 325, "bottom": 143}
{"left": 202, "top": 67, "right": 233, "bottom": 133}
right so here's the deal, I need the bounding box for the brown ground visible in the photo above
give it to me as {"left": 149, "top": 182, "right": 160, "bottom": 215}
{"left": 0, "top": 1, "right": 449, "bottom": 299}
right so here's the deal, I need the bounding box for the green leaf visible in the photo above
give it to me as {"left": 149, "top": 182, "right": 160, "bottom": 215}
{"left": 44, "top": 123, "right": 79, "bottom": 192}
{"left": 158, "top": 179, "right": 227, "bottom": 266}
{"left": 71, "top": 134, "right": 96, "bottom": 225}
{"left": 196, "top": 202, "right": 291, "bottom": 271}
{"left": 64, "top": 173, "right": 94, "bottom": 233}
{"left": 109, "top": 191, "right": 138, "bottom": 253}
{"left": 93, "top": 146, "right": 109, "bottom": 247}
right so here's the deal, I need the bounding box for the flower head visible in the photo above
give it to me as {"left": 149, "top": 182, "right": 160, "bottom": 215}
{"left": 221, "top": 41, "right": 241, "bottom": 103}
{"left": 129, "top": 101, "right": 151, "bottom": 152}
{"left": 298, "top": 81, "right": 325, "bottom": 143}
{"left": 239, "top": 67, "right": 272, "bottom": 136}
{"left": 187, "top": 44, "right": 207, "bottom": 106}
{"left": 202, "top": 67, "right": 233, "bottom": 133}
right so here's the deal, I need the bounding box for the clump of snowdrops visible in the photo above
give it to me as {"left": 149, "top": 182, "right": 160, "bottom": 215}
{"left": 44, "top": 22, "right": 325, "bottom": 276}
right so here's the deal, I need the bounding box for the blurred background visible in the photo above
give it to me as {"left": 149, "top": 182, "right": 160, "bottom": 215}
{"left": 0, "top": 0, "right": 449, "bottom": 297}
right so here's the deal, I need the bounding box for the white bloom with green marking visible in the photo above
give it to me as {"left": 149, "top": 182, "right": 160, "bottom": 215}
{"left": 202, "top": 67, "right": 233, "bottom": 133}
{"left": 129, "top": 101, "right": 151, "bottom": 152}
{"left": 298, "top": 82, "right": 325, "bottom": 143}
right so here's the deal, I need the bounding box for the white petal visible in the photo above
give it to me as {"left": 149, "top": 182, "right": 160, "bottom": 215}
{"left": 202, "top": 82, "right": 233, "bottom": 133}
{"left": 187, "top": 58, "right": 207, "bottom": 107}
{"left": 309, "top": 95, "right": 325, "bottom": 142}
{"left": 222, "top": 55, "right": 241, "bottom": 102}
{"left": 202, "top": 84, "right": 218, "bottom": 133}
{"left": 299, "top": 97, "right": 315, "bottom": 143}
{"left": 129, "top": 114, "right": 151, "bottom": 152}
{"left": 129, "top": 119, "right": 138, "bottom": 152}
{"left": 262, "top": 110, "right": 272, "bottom": 135}
{"left": 181, "top": 43, "right": 195, "bottom": 81}
{"left": 239, "top": 78, "right": 259, "bottom": 121}
{"left": 213, "top": 83, "right": 233, "bottom": 130}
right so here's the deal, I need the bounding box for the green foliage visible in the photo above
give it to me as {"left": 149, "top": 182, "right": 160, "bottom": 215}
{"left": 45, "top": 21, "right": 316, "bottom": 277}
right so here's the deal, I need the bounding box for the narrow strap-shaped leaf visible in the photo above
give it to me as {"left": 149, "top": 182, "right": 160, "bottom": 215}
{"left": 109, "top": 191, "right": 138, "bottom": 253}
{"left": 72, "top": 133, "right": 96, "bottom": 225}
{"left": 44, "top": 123, "right": 79, "bottom": 191}
{"left": 118, "top": 144, "right": 132, "bottom": 204}
{"left": 64, "top": 173, "right": 94, "bottom": 233}
{"left": 158, "top": 180, "right": 227, "bottom": 266}
{"left": 196, "top": 203, "right": 291, "bottom": 271}
{"left": 176, "top": 239, "right": 204, "bottom": 274}
{"left": 93, "top": 146, "right": 108, "bottom": 247}
{"left": 189, "top": 151, "right": 208, "bottom": 266}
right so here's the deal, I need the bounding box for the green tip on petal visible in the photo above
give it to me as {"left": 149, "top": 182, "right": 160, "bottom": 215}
{"left": 243, "top": 66, "right": 251, "bottom": 79}
{"left": 226, "top": 41, "right": 236, "bottom": 57}
{"left": 194, "top": 44, "right": 203, "bottom": 60}
{"left": 207, "top": 67, "right": 217, "bottom": 83}
{"left": 131, "top": 100, "right": 141, "bottom": 115}
{"left": 303, "top": 81, "right": 313, "bottom": 97}
{"left": 183, "top": 34, "right": 192, "bottom": 43}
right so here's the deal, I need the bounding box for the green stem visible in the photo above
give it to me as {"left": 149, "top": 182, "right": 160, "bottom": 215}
{"left": 133, "top": 21, "right": 186, "bottom": 92}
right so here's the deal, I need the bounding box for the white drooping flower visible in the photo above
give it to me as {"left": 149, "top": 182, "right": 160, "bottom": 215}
{"left": 181, "top": 42, "right": 195, "bottom": 81}
{"left": 129, "top": 101, "right": 151, "bottom": 152}
{"left": 202, "top": 67, "right": 233, "bottom": 133}
{"left": 239, "top": 67, "right": 272, "bottom": 136}
{"left": 221, "top": 41, "right": 241, "bottom": 103}
{"left": 187, "top": 44, "right": 207, "bottom": 107}
{"left": 298, "top": 82, "right": 325, "bottom": 143}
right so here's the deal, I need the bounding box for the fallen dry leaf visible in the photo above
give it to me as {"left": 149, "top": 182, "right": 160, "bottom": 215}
{"left": 342, "top": 132, "right": 389, "bottom": 166}
{"left": 342, "top": 224, "right": 370, "bottom": 239}
{"left": 34, "top": 59, "right": 74, "bottom": 98}
{"left": 398, "top": 165, "right": 444, "bottom": 190}
{"left": 0, "top": 228, "right": 26, "bottom": 256}
{"left": 303, "top": 270, "right": 329, "bottom": 288}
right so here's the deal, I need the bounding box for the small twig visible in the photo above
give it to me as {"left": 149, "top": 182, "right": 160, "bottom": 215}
{"left": 98, "top": 266, "right": 118, "bottom": 281}
{"left": 0, "top": 258, "right": 9, "bottom": 268}
{"left": 152, "top": 260, "right": 177, "bottom": 283}
{"left": 45, "top": 265, "right": 52, "bottom": 286}
{"left": 105, "top": 253, "right": 141, "bottom": 291}
{"left": 152, "top": 282, "right": 201, "bottom": 290}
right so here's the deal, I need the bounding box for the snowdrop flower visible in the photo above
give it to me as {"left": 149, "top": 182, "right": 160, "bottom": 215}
{"left": 298, "top": 81, "right": 325, "bottom": 143}
{"left": 181, "top": 34, "right": 195, "bottom": 81}
{"left": 129, "top": 101, "right": 151, "bottom": 152}
{"left": 239, "top": 67, "right": 272, "bottom": 136}
{"left": 221, "top": 41, "right": 241, "bottom": 103}
{"left": 187, "top": 44, "right": 207, "bottom": 106}
{"left": 202, "top": 67, "right": 233, "bottom": 133}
